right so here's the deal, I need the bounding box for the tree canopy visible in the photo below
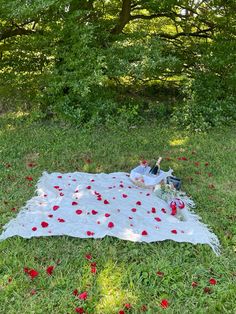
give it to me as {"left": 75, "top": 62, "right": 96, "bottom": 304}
{"left": 0, "top": 0, "right": 235, "bottom": 129}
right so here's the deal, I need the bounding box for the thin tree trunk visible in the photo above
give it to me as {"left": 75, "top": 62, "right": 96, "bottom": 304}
{"left": 111, "top": 0, "right": 132, "bottom": 34}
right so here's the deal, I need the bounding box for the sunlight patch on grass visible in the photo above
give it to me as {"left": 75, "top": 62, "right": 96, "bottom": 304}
{"left": 96, "top": 261, "right": 136, "bottom": 313}
{"left": 169, "top": 137, "right": 188, "bottom": 146}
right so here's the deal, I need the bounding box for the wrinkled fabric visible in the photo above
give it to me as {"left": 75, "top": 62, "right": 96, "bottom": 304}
{"left": 0, "top": 171, "right": 220, "bottom": 254}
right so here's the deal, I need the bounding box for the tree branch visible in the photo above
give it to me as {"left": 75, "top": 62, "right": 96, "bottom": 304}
{"left": 157, "top": 27, "right": 214, "bottom": 39}
{"left": 0, "top": 27, "right": 36, "bottom": 41}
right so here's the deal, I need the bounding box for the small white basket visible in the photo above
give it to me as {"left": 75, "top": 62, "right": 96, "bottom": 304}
{"left": 130, "top": 165, "right": 173, "bottom": 189}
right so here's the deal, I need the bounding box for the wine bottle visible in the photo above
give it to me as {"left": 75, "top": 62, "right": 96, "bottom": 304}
{"left": 149, "top": 157, "right": 162, "bottom": 175}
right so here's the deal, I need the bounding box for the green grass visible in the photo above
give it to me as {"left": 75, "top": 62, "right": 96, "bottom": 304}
{"left": 0, "top": 113, "right": 236, "bottom": 314}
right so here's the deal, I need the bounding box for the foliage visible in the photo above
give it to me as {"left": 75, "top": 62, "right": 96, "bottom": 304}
{"left": 0, "top": 0, "right": 235, "bottom": 129}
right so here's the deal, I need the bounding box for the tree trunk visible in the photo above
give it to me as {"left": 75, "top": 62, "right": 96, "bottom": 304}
{"left": 111, "top": 0, "right": 132, "bottom": 34}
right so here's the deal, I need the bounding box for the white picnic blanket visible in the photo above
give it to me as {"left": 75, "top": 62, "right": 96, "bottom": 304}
{"left": 0, "top": 171, "right": 220, "bottom": 254}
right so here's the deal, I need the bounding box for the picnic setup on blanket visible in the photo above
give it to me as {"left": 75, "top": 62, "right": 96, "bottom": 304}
{"left": 0, "top": 158, "right": 220, "bottom": 254}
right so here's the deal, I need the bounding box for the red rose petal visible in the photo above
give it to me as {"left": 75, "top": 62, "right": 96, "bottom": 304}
{"left": 124, "top": 303, "right": 131, "bottom": 309}
{"left": 171, "top": 229, "right": 177, "bottom": 234}
{"left": 151, "top": 207, "right": 156, "bottom": 213}
{"left": 24, "top": 268, "right": 39, "bottom": 279}
{"left": 86, "top": 186, "right": 91, "bottom": 189}
{"left": 46, "top": 265, "right": 54, "bottom": 276}
{"left": 131, "top": 208, "right": 137, "bottom": 212}
{"left": 53, "top": 205, "right": 59, "bottom": 211}
{"left": 26, "top": 176, "right": 33, "bottom": 181}
{"left": 141, "top": 305, "right": 148, "bottom": 312}
{"left": 154, "top": 217, "right": 161, "bottom": 222}
{"left": 192, "top": 281, "right": 198, "bottom": 287}
{"left": 78, "top": 291, "right": 88, "bottom": 300}
{"left": 209, "top": 278, "right": 217, "bottom": 285}
{"left": 161, "top": 208, "right": 167, "bottom": 213}
{"left": 156, "top": 271, "right": 164, "bottom": 277}
{"left": 118, "top": 311, "right": 125, "bottom": 314}
{"left": 75, "top": 307, "right": 85, "bottom": 314}
{"left": 108, "top": 222, "right": 114, "bottom": 228}
{"left": 76, "top": 209, "right": 83, "bottom": 215}
{"left": 58, "top": 218, "right": 65, "bottom": 223}
{"left": 85, "top": 254, "right": 92, "bottom": 260}
{"left": 204, "top": 287, "right": 212, "bottom": 294}
{"left": 73, "top": 289, "right": 79, "bottom": 296}
{"left": 141, "top": 230, "right": 148, "bottom": 236}
{"left": 105, "top": 213, "right": 110, "bottom": 217}
{"left": 86, "top": 231, "right": 94, "bottom": 236}
{"left": 160, "top": 299, "right": 169, "bottom": 309}
{"left": 32, "top": 227, "right": 37, "bottom": 231}
{"left": 41, "top": 221, "right": 48, "bottom": 228}
{"left": 91, "top": 266, "right": 97, "bottom": 274}
{"left": 57, "top": 176, "right": 62, "bottom": 178}
{"left": 136, "top": 201, "right": 142, "bottom": 205}
{"left": 122, "top": 194, "right": 128, "bottom": 198}
{"left": 48, "top": 214, "right": 53, "bottom": 218}
{"left": 91, "top": 210, "right": 98, "bottom": 215}
{"left": 104, "top": 200, "right": 110, "bottom": 204}
{"left": 72, "top": 201, "right": 78, "bottom": 206}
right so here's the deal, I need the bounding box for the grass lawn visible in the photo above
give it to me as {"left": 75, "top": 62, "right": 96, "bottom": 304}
{"left": 0, "top": 113, "right": 236, "bottom": 314}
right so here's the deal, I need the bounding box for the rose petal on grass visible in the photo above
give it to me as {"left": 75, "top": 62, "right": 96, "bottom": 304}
{"left": 156, "top": 271, "right": 164, "bottom": 277}
{"left": 124, "top": 303, "right": 131, "bottom": 309}
{"left": 209, "top": 278, "right": 217, "bottom": 285}
{"left": 75, "top": 307, "right": 85, "bottom": 313}
{"left": 141, "top": 304, "right": 148, "bottom": 312}
{"left": 78, "top": 291, "right": 88, "bottom": 300}
{"left": 160, "top": 299, "right": 169, "bottom": 308}
{"left": 46, "top": 265, "right": 54, "bottom": 276}
{"left": 26, "top": 176, "right": 33, "bottom": 181}
{"left": 24, "top": 268, "right": 39, "bottom": 279}
{"left": 73, "top": 289, "right": 79, "bottom": 296}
